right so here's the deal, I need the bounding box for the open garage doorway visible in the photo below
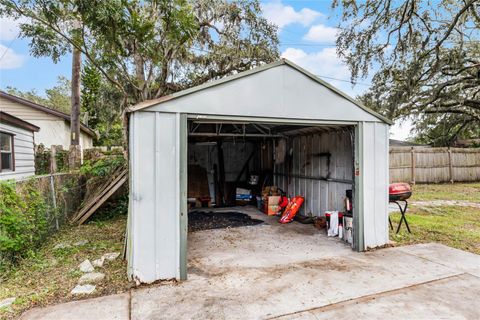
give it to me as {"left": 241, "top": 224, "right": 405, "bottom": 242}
{"left": 186, "top": 118, "right": 358, "bottom": 275}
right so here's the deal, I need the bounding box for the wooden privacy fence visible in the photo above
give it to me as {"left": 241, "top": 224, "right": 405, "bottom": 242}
{"left": 389, "top": 147, "right": 480, "bottom": 183}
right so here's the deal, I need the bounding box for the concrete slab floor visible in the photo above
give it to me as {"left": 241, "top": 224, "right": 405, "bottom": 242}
{"left": 21, "top": 207, "right": 480, "bottom": 319}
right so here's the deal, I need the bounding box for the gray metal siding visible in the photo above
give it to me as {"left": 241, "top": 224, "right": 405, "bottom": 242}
{"left": 144, "top": 65, "right": 381, "bottom": 123}
{"left": 128, "top": 112, "right": 181, "bottom": 283}
{"left": 361, "top": 122, "right": 389, "bottom": 248}
{"left": 274, "top": 130, "right": 354, "bottom": 217}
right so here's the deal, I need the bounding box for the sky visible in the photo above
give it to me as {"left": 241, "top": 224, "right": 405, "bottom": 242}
{"left": 0, "top": 0, "right": 413, "bottom": 140}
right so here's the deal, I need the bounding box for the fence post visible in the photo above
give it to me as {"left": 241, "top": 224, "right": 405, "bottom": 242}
{"left": 50, "top": 174, "right": 59, "bottom": 230}
{"left": 410, "top": 147, "right": 416, "bottom": 185}
{"left": 50, "top": 145, "right": 59, "bottom": 173}
{"left": 448, "top": 147, "right": 454, "bottom": 183}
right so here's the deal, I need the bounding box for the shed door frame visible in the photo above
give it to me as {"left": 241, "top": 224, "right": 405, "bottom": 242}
{"left": 180, "top": 114, "right": 366, "bottom": 279}
{"left": 353, "top": 122, "right": 364, "bottom": 251}
{"left": 179, "top": 113, "right": 188, "bottom": 280}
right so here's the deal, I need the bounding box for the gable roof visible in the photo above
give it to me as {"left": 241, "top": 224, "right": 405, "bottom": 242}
{"left": 128, "top": 59, "right": 393, "bottom": 125}
{"left": 0, "top": 111, "right": 40, "bottom": 132}
{"left": 0, "top": 91, "right": 96, "bottom": 137}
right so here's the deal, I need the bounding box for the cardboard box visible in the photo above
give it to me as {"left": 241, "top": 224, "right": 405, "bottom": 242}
{"left": 264, "top": 196, "right": 281, "bottom": 215}
{"left": 262, "top": 186, "right": 279, "bottom": 197}
{"left": 267, "top": 204, "right": 280, "bottom": 216}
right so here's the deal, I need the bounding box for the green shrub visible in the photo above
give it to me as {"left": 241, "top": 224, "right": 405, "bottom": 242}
{"left": 0, "top": 180, "right": 50, "bottom": 267}
{"left": 55, "top": 149, "right": 69, "bottom": 172}
{"left": 80, "top": 155, "right": 126, "bottom": 177}
{"left": 34, "top": 144, "right": 51, "bottom": 175}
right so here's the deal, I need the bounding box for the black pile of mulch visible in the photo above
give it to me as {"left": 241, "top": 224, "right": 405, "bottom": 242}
{"left": 188, "top": 211, "right": 263, "bottom": 232}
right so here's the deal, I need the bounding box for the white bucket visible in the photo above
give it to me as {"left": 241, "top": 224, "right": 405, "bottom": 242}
{"left": 344, "top": 216, "right": 353, "bottom": 245}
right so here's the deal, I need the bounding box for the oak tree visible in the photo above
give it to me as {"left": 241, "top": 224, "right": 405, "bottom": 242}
{"left": 1, "top": 0, "right": 279, "bottom": 106}
{"left": 334, "top": 0, "right": 480, "bottom": 145}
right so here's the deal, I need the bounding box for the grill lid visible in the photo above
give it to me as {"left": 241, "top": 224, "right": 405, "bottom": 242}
{"left": 389, "top": 183, "right": 412, "bottom": 201}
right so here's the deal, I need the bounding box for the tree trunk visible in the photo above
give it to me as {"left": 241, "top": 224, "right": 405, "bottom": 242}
{"left": 133, "top": 52, "right": 145, "bottom": 100}
{"left": 69, "top": 44, "right": 82, "bottom": 169}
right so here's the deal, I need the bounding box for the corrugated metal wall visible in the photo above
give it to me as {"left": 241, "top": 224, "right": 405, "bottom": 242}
{"left": 361, "top": 122, "right": 389, "bottom": 249}
{"left": 274, "top": 129, "right": 354, "bottom": 217}
{"left": 128, "top": 111, "right": 183, "bottom": 283}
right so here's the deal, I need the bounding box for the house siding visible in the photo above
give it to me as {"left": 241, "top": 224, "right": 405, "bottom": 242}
{"left": 0, "top": 96, "right": 94, "bottom": 149}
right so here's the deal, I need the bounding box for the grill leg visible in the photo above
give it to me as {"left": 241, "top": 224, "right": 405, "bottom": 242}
{"left": 396, "top": 216, "right": 403, "bottom": 234}
{"left": 395, "top": 200, "right": 411, "bottom": 234}
{"left": 389, "top": 217, "right": 394, "bottom": 230}
{"left": 402, "top": 201, "right": 411, "bottom": 233}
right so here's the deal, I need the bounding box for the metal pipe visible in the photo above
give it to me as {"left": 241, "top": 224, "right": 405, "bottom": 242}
{"left": 188, "top": 114, "right": 358, "bottom": 126}
{"left": 274, "top": 172, "right": 353, "bottom": 184}
{"left": 189, "top": 133, "right": 282, "bottom": 138}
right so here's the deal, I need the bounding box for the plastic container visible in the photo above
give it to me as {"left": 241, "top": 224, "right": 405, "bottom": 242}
{"left": 343, "top": 216, "right": 353, "bottom": 245}
{"left": 325, "top": 212, "right": 344, "bottom": 228}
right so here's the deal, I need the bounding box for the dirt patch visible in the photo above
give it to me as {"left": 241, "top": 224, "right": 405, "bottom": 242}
{"left": 188, "top": 211, "right": 263, "bottom": 232}
{"left": 188, "top": 266, "right": 216, "bottom": 278}
{"left": 188, "top": 257, "right": 357, "bottom": 281}
{"left": 297, "top": 259, "right": 351, "bottom": 272}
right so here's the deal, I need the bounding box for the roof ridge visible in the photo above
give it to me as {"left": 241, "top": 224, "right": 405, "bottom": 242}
{"left": 129, "top": 59, "right": 392, "bottom": 125}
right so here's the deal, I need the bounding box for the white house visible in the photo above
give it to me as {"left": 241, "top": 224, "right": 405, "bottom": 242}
{"left": 0, "top": 91, "right": 95, "bottom": 150}
{"left": 0, "top": 111, "right": 39, "bottom": 180}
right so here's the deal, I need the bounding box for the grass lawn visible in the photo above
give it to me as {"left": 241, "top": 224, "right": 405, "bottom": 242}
{"left": 0, "top": 214, "right": 131, "bottom": 319}
{"left": 411, "top": 182, "right": 480, "bottom": 202}
{"left": 390, "top": 182, "right": 480, "bottom": 255}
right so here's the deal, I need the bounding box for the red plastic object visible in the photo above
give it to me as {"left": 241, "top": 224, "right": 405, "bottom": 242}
{"left": 325, "top": 212, "right": 344, "bottom": 219}
{"left": 279, "top": 196, "right": 304, "bottom": 224}
{"left": 389, "top": 183, "right": 412, "bottom": 201}
{"left": 325, "top": 212, "right": 344, "bottom": 227}
{"left": 279, "top": 195, "right": 289, "bottom": 209}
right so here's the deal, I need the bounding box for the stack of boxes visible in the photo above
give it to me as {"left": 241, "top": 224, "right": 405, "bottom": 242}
{"left": 262, "top": 186, "right": 281, "bottom": 216}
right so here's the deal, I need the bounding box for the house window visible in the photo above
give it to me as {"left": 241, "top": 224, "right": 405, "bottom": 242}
{"left": 0, "top": 132, "right": 14, "bottom": 172}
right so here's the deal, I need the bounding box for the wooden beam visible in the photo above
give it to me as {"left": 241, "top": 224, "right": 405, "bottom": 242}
{"left": 410, "top": 147, "right": 416, "bottom": 185}
{"left": 72, "top": 169, "right": 127, "bottom": 223}
{"left": 77, "top": 174, "right": 128, "bottom": 225}
{"left": 234, "top": 149, "right": 256, "bottom": 183}
{"left": 448, "top": 148, "right": 454, "bottom": 183}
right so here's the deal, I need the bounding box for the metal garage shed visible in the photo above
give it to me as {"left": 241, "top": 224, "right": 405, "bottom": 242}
{"left": 127, "top": 59, "right": 392, "bottom": 284}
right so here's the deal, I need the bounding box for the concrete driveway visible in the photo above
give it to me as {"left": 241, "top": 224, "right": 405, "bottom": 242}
{"left": 22, "top": 208, "right": 480, "bottom": 319}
